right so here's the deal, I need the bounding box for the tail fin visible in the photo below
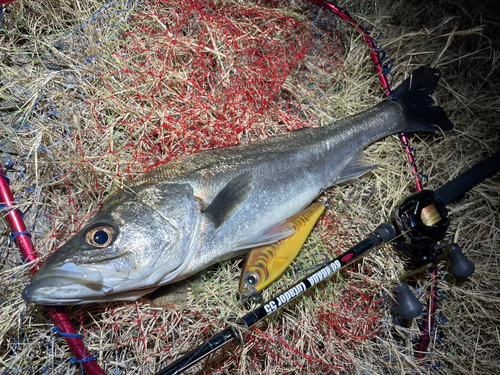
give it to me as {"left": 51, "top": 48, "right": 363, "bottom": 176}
{"left": 394, "top": 67, "right": 454, "bottom": 132}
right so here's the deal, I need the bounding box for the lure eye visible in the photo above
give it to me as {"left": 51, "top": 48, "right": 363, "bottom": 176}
{"left": 246, "top": 272, "right": 259, "bottom": 286}
{"left": 86, "top": 226, "right": 115, "bottom": 248}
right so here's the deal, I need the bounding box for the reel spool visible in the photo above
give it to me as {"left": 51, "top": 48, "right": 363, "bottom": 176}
{"left": 393, "top": 190, "right": 449, "bottom": 268}
{"left": 391, "top": 190, "right": 475, "bottom": 318}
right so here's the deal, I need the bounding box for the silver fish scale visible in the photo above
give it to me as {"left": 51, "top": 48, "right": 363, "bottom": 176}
{"left": 136, "top": 102, "right": 403, "bottom": 191}
{"left": 169, "top": 101, "right": 407, "bottom": 279}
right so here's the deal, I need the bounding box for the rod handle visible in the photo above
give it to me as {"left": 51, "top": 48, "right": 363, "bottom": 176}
{"left": 435, "top": 151, "right": 500, "bottom": 205}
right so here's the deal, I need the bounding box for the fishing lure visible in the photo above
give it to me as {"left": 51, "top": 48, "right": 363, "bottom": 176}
{"left": 239, "top": 202, "right": 325, "bottom": 302}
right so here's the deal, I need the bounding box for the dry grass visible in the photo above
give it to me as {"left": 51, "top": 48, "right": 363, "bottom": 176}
{"left": 1, "top": 0, "right": 499, "bottom": 374}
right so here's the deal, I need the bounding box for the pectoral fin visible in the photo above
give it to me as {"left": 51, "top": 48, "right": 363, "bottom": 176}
{"left": 232, "top": 220, "right": 296, "bottom": 251}
{"left": 204, "top": 172, "right": 253, "bottom": 228}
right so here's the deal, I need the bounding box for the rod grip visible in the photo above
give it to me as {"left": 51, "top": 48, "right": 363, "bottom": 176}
{"left": 435, "top": 151, "right": 500, "bottom": 205}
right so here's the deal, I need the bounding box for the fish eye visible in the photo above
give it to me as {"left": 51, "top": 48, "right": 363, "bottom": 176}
{"left": 85, "top": 226, "right": 115, "bottom": 248}
{"left": 246, "top": 272, "right": 259, "bottom": 286}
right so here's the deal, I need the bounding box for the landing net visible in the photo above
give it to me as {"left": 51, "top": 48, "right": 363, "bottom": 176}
{"left": 1, "top": 0, "right": 436, "bottom": 374}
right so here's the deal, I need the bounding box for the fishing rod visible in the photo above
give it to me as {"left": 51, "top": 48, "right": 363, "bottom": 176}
{"left": 155, "top": 2, "right": 497, "bottom": 372}
{"left": 155, "top": 221, "right": 397, "bottom": 375}
{"left": 154, "top": 151, "right": 500, "bottom": 375}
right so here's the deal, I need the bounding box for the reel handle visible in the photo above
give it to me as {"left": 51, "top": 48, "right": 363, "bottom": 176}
{"left": 448, "top": 244, "right": 475, "bottom": 278}
{"left": 394, "top": 281, "right": 423, "bottom": 319}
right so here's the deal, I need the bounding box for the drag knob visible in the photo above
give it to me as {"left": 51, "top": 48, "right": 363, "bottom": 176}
{"left": 394, "top": 281, "right": 423, "bottom": 319}
{"left": 448, "top": 244, "right": 475, "bottom": 278}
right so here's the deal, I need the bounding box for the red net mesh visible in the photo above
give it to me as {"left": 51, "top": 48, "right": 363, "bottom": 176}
{"left": 43, "top": 0, "right": 316, "bottom": 243}
{"left": 317, "top": 279, "right": 383, "bottom": 341}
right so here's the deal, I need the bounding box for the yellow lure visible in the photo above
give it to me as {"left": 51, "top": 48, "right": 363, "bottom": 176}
{"left": 239, "top": 202, "right": 325, "bottom": 299}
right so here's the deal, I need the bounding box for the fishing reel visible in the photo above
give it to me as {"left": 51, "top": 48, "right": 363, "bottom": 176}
{"left": 391, "top": 190, "right": 475, "bottom": 318}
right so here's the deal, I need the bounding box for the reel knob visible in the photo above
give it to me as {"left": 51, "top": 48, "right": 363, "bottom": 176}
{"left": 394, "top": 281, "right": 423, "bottom": 319}
{"left": 448, "top": 244, "right": 475, "bottom": 278}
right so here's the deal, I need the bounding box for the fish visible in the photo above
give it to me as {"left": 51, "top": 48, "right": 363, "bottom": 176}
{"left": 22, "top": 67, "right": 453, "bottom": 305}
{"left": 239, "top": 202, "right": 325, "bottom": 302}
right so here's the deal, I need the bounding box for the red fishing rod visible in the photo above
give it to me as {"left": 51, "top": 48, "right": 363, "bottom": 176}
{"left": 305, "top": 0, "right": 422, "bottom": 190}
{"left": 304, "top": 0, "right": 440, "bottom": 355}
{"left": 0, "top": 164, "right": 106, "bottom": 375}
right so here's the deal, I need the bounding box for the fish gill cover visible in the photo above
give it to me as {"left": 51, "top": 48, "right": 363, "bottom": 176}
{"left": 1, "top": 0, "right": 499, "bottom": 374}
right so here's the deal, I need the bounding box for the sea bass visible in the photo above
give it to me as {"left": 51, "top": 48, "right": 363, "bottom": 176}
{"left": 23, "top": 67, "right": 453, "bottom": 305}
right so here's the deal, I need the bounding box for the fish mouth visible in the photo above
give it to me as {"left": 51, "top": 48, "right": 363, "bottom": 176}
{"left": 22, "top": 277, "right": 156, "bottom": 305}
{"left": 22, "top": 276, "right": 156, "bottom": 305}
{"left": 23, "top": 262, "right": 130, "bottom": 305}
{"left": 23, "top": 275, "right": 107, "bottom": 304}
